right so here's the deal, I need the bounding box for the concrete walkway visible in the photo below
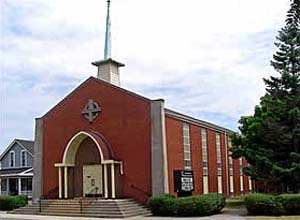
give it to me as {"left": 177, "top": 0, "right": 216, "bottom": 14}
{"left": 0, "top": 210, "right": 300, "bottom": 220}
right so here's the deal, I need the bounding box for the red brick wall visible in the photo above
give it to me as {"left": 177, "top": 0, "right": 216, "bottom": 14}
{"left": 207, "top": 129, "right": 217, "bottom": 192}
{"left": 233, "top": 158, "right": 241, "bottom": 196}
{"left": 42, "top": 77, "right": 152, "bottom": 204}
{"left": 165, "top": 116, "right": 247, "bottom": 197}
{"left": 243, "top": 158, "right": 249, "bottom": 194}
{"left": 220, "top": 133, "right": 228, "bottom": 196}
{"left": 165, "top": 116, "right": 184, "bottom": 196}
{"left": 190, "top": 125, "right": 203, "bottom": 195}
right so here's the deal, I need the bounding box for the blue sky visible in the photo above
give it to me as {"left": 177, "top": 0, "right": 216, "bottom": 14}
{"left": 0, "top": 0, "right": 290, "bottom": 152}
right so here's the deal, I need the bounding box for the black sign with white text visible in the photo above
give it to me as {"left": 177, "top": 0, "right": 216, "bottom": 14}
{"left": 174, "top": 170, "right": 194, "bottom": 193}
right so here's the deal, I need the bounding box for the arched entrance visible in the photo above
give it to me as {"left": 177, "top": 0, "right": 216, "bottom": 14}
{"left": 54, "top": 131, "right": 123, "bottom": 199}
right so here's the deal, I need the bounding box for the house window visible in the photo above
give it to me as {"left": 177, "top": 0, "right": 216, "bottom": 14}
{"left": 183, "top": 123, "right": 191, "bottom": 170}
{"left": 21, "top": 178, "right": 32, "bottom": 191}
{"left": 201, "top": 128, "right": 209, "bottom": 194}
{"left": 1, "top": 179, "right": 7, "bottom": 191}
{"left": 21, "top": 150, "right": 27, "bottom": 167}
{"left": 10, "top": 151, "right": 15, "bottom": 167}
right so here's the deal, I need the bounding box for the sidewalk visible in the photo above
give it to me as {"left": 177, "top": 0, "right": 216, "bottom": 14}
{"left": 0, "top": 210, "right": 299, "bottom": 220}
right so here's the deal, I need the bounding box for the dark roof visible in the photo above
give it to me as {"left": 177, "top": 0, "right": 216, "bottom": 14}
{"left": 0, "top": 139, "right": 34, "bottom": 160}
{"left": 165, "top": 108, "right": 235, "bottom": 133}
{"left": 16, "top": 139, "right": 34, "bottom": 154}
{"left": 0, "top": 167, "right": 31, "bottom": 176}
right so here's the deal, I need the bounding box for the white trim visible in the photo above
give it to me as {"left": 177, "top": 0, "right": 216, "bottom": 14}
{"left": 9, "top": 151, "right": 15, "bottom": 168}
{"left": 64, "top": 167, "right": 68, "bottom": 198}
{"left": 103, "top": 164, "right": 108, "bottom": 198}
{"left": 20, "top": 150, "right": 27, "bottom": 167}
{"left": 62, "top": 131, "right": 105, "bottom": 164}
{"left": 58, "top": 167, "right": 62, "bottom": 198}
{"left": 15, "top": 140, "right": 33, "bottom": 157}
{"left": 111, "top": 164, "right": 115, "bottom": 198}
{"left": 165, "top": 109, "right": 234, "bottom": 134}
{"left": 0, "top": 139, "right": 33, "bottom": 161}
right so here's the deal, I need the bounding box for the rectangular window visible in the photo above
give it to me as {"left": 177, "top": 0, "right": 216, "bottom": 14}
{"left": 21, "top": 178, "right": 32, "bottom": 191}
{"left": 10, "top": 151, "right": 15, "bottom": 167}
{"left": 21, "top": 150, "right": 27, "bottom": 167}
{"left": 201, "top": 128, "right": 209, "bottom": 193}
{"left": 1, "top": 179, "right": 7, "bottom": 191}
{"left": 201, "top": 128, "right": 208, "bottom": 173}
{"left": 239, "top": 158, "right": 243, "bottom": 174}
{"left": 240, "top": 158, "right": 244, "bottom": 193}
{"left": 216, "top": 133, "right": 222, "bottom": 175}
{"left": 183, "top": 123, "right": 191, "bottom": 170}
{"left": 229, "top": 156, "right": 234, "bottom": 176}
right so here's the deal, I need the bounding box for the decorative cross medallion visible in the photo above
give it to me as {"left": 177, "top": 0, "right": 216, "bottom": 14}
{"left": 81, "top": 99, "right": 101, "bottom": 123}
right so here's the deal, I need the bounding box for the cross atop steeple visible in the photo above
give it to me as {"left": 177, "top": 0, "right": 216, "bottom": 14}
{"left": 104, "top": 0, "right": 111, "bottom": 59}
{"left": 92, "top": 0, "right": 125, "bottom": 87}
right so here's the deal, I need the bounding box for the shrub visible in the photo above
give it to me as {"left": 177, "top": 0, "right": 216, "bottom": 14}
{"left": 202, "top": 193, "right": 226, "bottom": 213}
{"left": 148, "top": 194, "right": 176, "bottom": 216}
{"left": 0, "top": 195, "right": 28, "bottom": 211}
{"left": 148, "top": 193, "right": 225, "bottom": 217}
{"left": 276, "top": 194, "right": 300, "bottom": 215}
{"left": 245, "top": 194, "right": 283, "bottom": 215}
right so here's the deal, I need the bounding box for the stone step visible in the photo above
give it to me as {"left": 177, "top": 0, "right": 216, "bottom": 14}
{"left": 14, "top": 198, "right": 150, "bottom": 218}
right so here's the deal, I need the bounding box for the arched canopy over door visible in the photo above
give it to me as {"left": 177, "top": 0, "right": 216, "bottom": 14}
{"left": 54, "top": 131, "right": 122, "bottom": 199}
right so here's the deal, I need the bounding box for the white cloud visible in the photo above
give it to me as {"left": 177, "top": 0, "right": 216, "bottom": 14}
{"left": 0, "top": 0, "right": 290, "bottom": 151}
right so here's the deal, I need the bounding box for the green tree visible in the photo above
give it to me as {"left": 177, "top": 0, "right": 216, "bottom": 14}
{"left": 230, "top": 0, "right": 300, "bottom": 193}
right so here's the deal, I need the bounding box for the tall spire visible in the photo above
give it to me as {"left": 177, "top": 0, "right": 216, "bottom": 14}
{"left": 104, "top": 0, "right": 111, "bottom": 60}
{"left": 92, "top": 0, "right": 124, "bottom": 87}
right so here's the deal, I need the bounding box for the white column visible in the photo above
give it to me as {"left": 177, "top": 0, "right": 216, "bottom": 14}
{"left": 58, "top": 167, "right": 62, "bottom": 199}
{"left": 111, "top": 163, "right": 115, "bottom": 199}
{"left": 7, "top": 179, "right": 9, "bottom": 196}
{"left": 104, "top": 164, "right": 108, "bottom": 198}
{"left": 64, "top": 167, "right": 68, "bottom": 199}
{"left": 18, "top": 178, "right": 22, "bottom": 195}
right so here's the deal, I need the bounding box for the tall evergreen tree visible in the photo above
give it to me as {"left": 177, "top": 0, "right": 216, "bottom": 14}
{"left": 231, "top": 0, "right": 300, "bottom": 193}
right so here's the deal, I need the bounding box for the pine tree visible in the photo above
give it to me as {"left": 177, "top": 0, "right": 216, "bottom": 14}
{"left": 231, "top": 0, "right": 300, "bottom": 193}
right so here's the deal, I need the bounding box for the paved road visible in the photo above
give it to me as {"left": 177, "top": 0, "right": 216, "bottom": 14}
{"left": 1, "top": 209, "right": 300, "bottom": 220}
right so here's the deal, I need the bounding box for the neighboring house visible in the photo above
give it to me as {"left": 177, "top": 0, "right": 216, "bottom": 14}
{"left": 0, "top": 139, "right": 34, "bottom": 197}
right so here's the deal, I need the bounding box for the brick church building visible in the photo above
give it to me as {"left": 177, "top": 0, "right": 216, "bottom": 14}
{"left": 32, "top": 1, "right": 252, "bottom": 205}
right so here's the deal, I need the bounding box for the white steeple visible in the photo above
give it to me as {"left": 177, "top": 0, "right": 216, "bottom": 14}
{"left": 92, "top": 0, "right": 124, "bottom": 87}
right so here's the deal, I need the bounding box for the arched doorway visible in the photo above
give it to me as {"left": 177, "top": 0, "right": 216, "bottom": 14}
{"left": 54, "top": 131, "right": 123, "bottom": 199}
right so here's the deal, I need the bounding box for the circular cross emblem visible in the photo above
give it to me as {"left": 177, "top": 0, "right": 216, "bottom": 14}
{"left": 81, "top": 99, "right": 101, "bottom": 123}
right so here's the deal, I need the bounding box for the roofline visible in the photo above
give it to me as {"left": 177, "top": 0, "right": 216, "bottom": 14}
{"left": 0, "top": 139, "right": 34, "bottom": 160}
{"left": 164, "top": 108, "right": 235, "bottom": 134}
{"left": 42, "top": 76, "right": 152, "bottom": 119}
{"left": 92, "top": 77, "right": 152, "bottom": 102}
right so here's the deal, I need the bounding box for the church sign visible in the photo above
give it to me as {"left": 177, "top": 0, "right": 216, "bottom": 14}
{"left": 81, "top": 99, "right": 101, "bottom": 123}
{"left": 173, "top": 170, "right": 194, "bottom": 194}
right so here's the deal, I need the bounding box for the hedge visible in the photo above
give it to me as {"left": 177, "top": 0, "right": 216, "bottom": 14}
{"left": 148, "top": 193, "right": 225, "bottom": 217}
{"left": 0, "top": 195, "right": 28, "bottom": 211}
{"left": 245, "top": 193, "right": 300, "bottom": 215}
{"left": 147, "top": 194, "right": 176, "bottom": 216}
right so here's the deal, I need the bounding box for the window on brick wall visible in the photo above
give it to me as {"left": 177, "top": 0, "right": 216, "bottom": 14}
{"left": 216, "top": 133, "right": 222, "bottom": 193}
{"left": 183, "top": 123, "right": 191, "bottom": 170}
{"left": 201, "top": 128, "right": 208, "bottom": 175}
{"left": 240, "top": 158, "right": 244, "bottom": 193}
{"left": 216, "top": 133, "right": 222, "bottom": 175}
{"left": 201, "top": 128, "right": 209, "bottom": 194}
